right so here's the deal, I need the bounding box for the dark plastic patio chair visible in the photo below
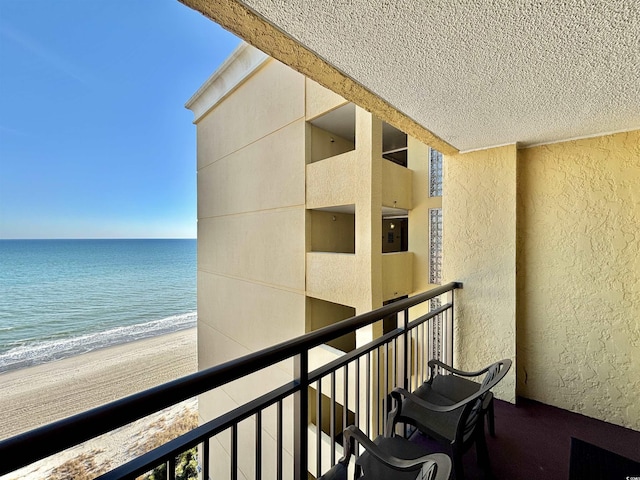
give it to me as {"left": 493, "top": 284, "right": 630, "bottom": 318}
{"left": 425, "top": 359, "right": 503, "bottom": 436}
{"left": 319, "top": 425, "right": 452, "bottom": 480}
{"left": 387, "top": 359, "right": 512, "bottom": 480}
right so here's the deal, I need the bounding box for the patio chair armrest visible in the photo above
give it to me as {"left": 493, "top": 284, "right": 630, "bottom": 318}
{"left": 427, "top": 359, "right": 490, "bottom": 377}
{"left": 344, "top": 425, "right": 451, "bottom": 478}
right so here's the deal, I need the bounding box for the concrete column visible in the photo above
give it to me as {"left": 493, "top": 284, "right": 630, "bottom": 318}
{"left": 442, "top": 144, "right": 517, "bottom": 402}
{"left": 354, "top": 107, "right": 383, "bottom": 338}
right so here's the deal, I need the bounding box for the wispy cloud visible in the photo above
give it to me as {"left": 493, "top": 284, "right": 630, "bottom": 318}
{"left": 0, "top": 23, "right": 90, "bottom": 84}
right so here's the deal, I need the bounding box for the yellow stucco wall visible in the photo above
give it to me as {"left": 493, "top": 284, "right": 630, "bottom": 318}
{"left": 195, "top": 58, "right": 307, "bottom": 480}
{"left": 196, "top": 59, "right": 304, "bottom": 169}
{"left": 197, "top": 58, "right": 308, "bottom": 362}
{"left": 353, "top": 108, "right": 384, "bottom": 315}
{"left": 305, "top": 77, "right": 348, "bottom": 121}
{"left": 443, "top": 144, "right": 518, "bottom": 402}
{"left": 306, "top": 151, "right": 358, "bottom": 209}
{"left": 309, "top": 210, "right": 355, "bottom": 253}
{"left": 307, "top": 123, "right": 354, "bottom": 164}
{"left": 381, "top": 159, "right": 412, "bottom": 210}
{"left": 382, "top": 252, "right": 414, "bottom": 301}
{"left": 180, "top": 0, "right": 458, "bottom": 156}
{"left": 517, "top": 130, "right": 640, "bottom": 430}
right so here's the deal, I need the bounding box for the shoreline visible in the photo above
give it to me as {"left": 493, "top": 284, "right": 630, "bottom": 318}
{"left": 0, "top": 313, "right": 197, "bottom": 374}
{"left": 0, "top": 327, "right": 198, "bottom": 442}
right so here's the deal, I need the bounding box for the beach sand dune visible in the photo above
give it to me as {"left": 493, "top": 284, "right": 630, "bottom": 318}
{"left": 0, "top": 329, "right": 198, "bottom": 479}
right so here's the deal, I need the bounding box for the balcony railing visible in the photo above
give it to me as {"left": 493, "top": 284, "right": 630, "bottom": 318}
{"left": 0, "top": 282, "right": 462, "bottom": 480}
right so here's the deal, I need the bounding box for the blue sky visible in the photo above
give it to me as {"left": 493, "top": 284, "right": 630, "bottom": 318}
{"left": 0, "top": 0, "right": 240, "bottom": 239}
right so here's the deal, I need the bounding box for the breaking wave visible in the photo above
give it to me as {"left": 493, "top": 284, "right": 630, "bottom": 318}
{"left": 0, "top": 311, "right": 196, "bottom": 373}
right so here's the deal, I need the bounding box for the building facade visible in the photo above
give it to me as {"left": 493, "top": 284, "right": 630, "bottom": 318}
{"left": 187, "top": 31, "right": 640, "bottom": 435}
{"left": 186, "top": 43, "right": 448, "bottom": 477}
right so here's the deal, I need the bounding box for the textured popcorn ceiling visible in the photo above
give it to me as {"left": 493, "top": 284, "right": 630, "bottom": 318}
{"left": 236, "top": 0, "right": 640, "bottom": 151}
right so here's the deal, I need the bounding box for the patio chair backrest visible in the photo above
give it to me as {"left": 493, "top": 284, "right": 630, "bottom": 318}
{"left": 461, "top": 360, "right": 508, "bottom": 442}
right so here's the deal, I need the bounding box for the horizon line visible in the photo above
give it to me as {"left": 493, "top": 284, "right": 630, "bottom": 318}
{"left": 0, "top": 237, "right": 197, "bottom": 241}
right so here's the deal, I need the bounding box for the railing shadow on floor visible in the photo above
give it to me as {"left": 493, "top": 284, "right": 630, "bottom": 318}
{"left": 0, "top": 282, "right": 462, "bottom": 480}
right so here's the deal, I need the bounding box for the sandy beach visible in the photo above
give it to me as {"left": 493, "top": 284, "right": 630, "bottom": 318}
{"left": 0, "top": 328, "right": 198, "bottom": 479}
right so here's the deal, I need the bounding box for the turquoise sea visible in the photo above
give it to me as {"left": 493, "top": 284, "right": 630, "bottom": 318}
{"left": 0, "top": 239, "right": 196, "bottom": 373}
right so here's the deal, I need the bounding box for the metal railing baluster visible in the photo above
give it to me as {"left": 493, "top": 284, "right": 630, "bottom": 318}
{"left": 420, "top": 327, "right": 423, "bottom": 388}
{"left": 168, "top": 457, "right": 176, "bottom": 480}
{"left": 450, "top": 289, "right": 455, "bottom": 368}
{"left": 377, "top": 346, "right": 381, "bottom": 436}
{"left": 366, "top": 353, "right": 371, "bottom": 437}
{"left": 203, "top": 439, "right": 210, "bottom": 480}
{"left": 355, "top": 357, "right": 360, "bottom": 432}
{"left": 403, "top": 307, "right": 409, "bottom": 392}
{"left": 343, "top": 363, "right": 348, "bottom": 442}
{"left": 383, "top": 343, "right": 389, "bottom": 436}
{"left": 277, "top": 401, "right": 283, "bottom": 480}
{"left": 294, "top": 351, "right": 308, "bottom": 480}
{"left": 0, "top": 283, "right": 461, "bottom": 479}
{"left": 411, "top": 328, "right": 420, "bottom": 389}
{"left": 231, "top": 424, "right": 238, "bottom": 480}
{"left": 255, "top": 412, "right": 262, "bottom": 480}
{"left": 330, "top": 371, "right": 336, "bottom": 466}
{"left": 316, "top": 378, "right": 322, "bottom": 478}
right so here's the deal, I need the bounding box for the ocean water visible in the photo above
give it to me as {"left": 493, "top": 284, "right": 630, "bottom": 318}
{"left": 0, "top": 239, "right": 196, "bottom": 373}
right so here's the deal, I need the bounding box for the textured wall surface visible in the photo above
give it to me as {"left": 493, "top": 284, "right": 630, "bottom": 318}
{"left": 191, "top": 58, "right": 307, "bottom": 480}
{"left": 381, "top": 159, "right": 412, "bottom": 210}
{"left": 306, "top": 252, "right": 359, "bottom": 307}
{"left": 517, "top": 130, "right": 640, "bottom": 430}
{"left": 182, "top": 0, "right": 640, "bottom": 151}
{"left": 309, "top": 210, "right": 355, "bottom": 253}
{"left": 196, "top": 59, "right": 304, "bottom": 168}
{"left": 305, "top": 77, "right": 348, "bottom": 121}
{"left": 306, "top": 151, "right": 358, "bottom": 209}
{"left": 198, "top": 120, "right": 305, "bottom": 218}
{"left": 194, "top": 58, "right": 308, "bottom": 357}
{"left": 307, "top": 123, "right": 354, "bottom": 164}
{"left": 443, "top": 144, "right": 517, "bottom": 402}
{"left": 180, "top": 0, "right": 458, "bottom": 155}
{"left": 381, "top": 252, "right": 414, "bottom": 301}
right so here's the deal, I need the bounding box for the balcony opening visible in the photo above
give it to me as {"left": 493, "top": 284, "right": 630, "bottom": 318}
{"left": 309, "top": 207, "right": 356, "bottom": 254}
{"left": 382, "top": 216, "right": 408, "bottom": 253}
{"left": 382, "top": 295, "right": 408, "bottom": 334}
{"left": 307, "top": 103, "right": 356, "bottom": 163}
{"left": 308, "top": 388, "right": 356, "bottom": 447}
{"left": 306, "top": 297, "right": 356, "bottom": 352}
{"left": 382, "top": 122, "right": 408, "bottom": 167}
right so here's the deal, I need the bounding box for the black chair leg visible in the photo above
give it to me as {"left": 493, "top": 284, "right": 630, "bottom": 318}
{"left": 475, "top": 428, "right": 494, "bottom": 480}
{"left": 487, "top": 398, "right": 496, "bottom": 437}
{"left": 451, "top": 447, "right": 465, "bottom": 480}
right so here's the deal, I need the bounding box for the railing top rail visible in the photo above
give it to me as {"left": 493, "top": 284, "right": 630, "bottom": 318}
{"left": 96, "top": 381, "right": 300, "bottom": 480}
{"left": 307, "top": 299, "right": 453, "bottom": 384}
{"left": 0, "top": 281, "right": 461, "bottom": 475}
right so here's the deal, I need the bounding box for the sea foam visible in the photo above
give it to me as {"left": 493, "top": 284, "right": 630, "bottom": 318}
{"left": 0, "top": 312, "right": 197, "bottom": 373}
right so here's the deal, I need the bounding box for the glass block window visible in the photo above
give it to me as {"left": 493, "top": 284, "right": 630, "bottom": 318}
{"left": 430, "top": 297, "right": 443, "bottom": 366}
{"left": 429, "top": 148, "right": 443, "bottom": 197}
{"left": 429, "top": 208, "right": 443, "bottom": 285}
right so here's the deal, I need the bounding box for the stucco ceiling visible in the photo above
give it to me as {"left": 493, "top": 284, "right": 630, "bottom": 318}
{"left": 225, "top": 0, "right": 640, "bottom": 152}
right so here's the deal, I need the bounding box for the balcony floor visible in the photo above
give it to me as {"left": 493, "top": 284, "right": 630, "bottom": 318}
{"left": 411, "top": 397, "right": 640, "bottom": 479}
